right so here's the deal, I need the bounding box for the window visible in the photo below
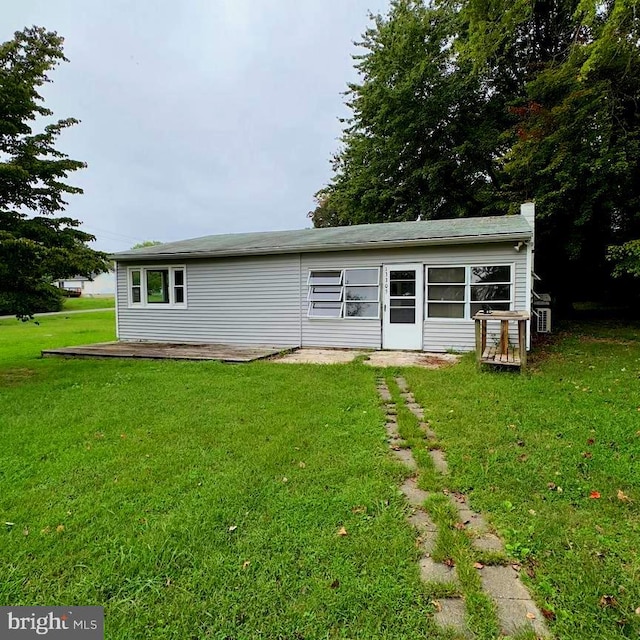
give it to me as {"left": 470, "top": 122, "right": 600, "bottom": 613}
{"left": 128, "top": 266, "right": 187, "bottom": 307}
{"left": 389, "top": 269, "right": 418, "bottom": 323}
{"left": 470, "top": 266, "right": 512, "bottom": 316}
{"left": 308, "top": 268, "right": 379, "bottom": 319}
{"left": 426, "top": 265, "right": 512, "bottom": 319}
{"left": 131, "top": 269, "right": 141, "bottom": 303}
{"left": 146, "top": 269, "right": 169, "bottom": 304}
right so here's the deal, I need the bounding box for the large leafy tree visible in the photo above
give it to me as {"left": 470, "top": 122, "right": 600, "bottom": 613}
{"left": 0, "top": 27, "right": 108, "bottom": 317}
{"left": 313, "top": 0, "right": 640, "bottom": 305}
{"left": 311, "top": 1, "right": 510, "bottom": 227}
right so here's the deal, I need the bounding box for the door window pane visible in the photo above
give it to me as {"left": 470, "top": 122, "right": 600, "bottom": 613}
{"left": 428, "top": 303, "right": 465, "bottom": 318}
{"left": 147, "top": 269, "right": 169, "bottom": 303}
{"left": 390, "top": 281, "right": 416, "bottom": 297}
{"left": 390, "top": 307, "right": 416, "bottom": 324}
{"left": 346, "top": 302, "right": 379, "bottom": 318}
{"left": 390, "top": 270, "right": 415, "bottom": 280}
{"left": 428, "top": 267, "right": 465, "bottom": 283}
{"left": 390, "top": 298, "right": 415, "bottom": 307}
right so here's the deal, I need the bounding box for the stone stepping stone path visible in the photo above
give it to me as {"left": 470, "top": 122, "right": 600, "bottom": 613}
{"left": 377, "top": 377, "right": 550, "bottom": 639}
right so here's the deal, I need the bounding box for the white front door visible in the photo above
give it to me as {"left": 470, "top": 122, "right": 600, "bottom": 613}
{"left": 382, "top": 264, "right": 424, "bottom": 350}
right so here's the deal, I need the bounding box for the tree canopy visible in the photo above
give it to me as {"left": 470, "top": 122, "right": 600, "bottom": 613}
{"left": 311, "top": 0, "right": 640, "bottom": 304}
{"left": 0, "top": 26, "right": 108, "bottom": 317}
{"left": 130, "top": 240, "right": 163, "bottom": 250}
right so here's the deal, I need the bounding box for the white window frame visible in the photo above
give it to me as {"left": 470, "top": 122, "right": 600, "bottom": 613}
{"left": 307, "top": 267, "right": 380, "bottom": 320}
{"left": 127, "top": 265, "right": 187, "bottom": 309}
{"left": 425, "top": 264, "right": 514, "bottom": 321}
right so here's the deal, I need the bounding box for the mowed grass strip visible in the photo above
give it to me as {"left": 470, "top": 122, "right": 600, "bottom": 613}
{"left": 0, "top": 315, "right": 444, "bottom": 639}
{"left": 404, "top": 321, "right": 640, "bottom": 640}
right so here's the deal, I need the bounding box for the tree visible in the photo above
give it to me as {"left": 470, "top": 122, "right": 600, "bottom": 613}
{"left": 130, "top": 240, "right": 163, "bottom": 249}
{"left": 0, "top": 27, "right": 108, "bottom": 317}
{"left": 310, "top": 1, "right": 510, "bottom": 228}
{"left": 313, "top": 0, "right": 640, "bottom": 306}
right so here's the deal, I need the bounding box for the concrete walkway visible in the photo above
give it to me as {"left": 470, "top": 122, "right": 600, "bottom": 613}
{"left": 377, "top": 377, "right": 550, "bottom": 638}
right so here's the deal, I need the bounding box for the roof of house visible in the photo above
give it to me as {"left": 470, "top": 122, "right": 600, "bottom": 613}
{"left": 111, "top": 215, "right": 532, "bottom": 261}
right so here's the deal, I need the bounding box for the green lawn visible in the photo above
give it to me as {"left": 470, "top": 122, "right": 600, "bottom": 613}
{"left": 1, "top": 312, "right": 639, "bottom": 639}
{"left": 401, "top": 321, "right": 640, "bottom": 640}
{"left": 0, "top": 313, "right": 441, "bottom": 639}
{"left": 61, "top": 296, "right": 115, "bottom": 311}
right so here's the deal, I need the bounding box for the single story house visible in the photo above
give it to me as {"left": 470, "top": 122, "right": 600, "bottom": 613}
{"left": 55, "top": 271, "right": 116, "bottom": 296}
{"left": 110, "top": 203, "right": 535, "bottom": 353}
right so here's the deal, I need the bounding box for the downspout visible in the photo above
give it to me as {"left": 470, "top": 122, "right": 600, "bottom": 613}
{"left": 114, "top": 261, "right": 120, "bottom": 340}
{"left": 298, "top": 253, "right": 303, "bottom": 348}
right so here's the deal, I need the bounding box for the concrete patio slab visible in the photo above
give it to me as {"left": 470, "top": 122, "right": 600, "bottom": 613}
{"left": 276, "top": 349, "right": 460, "bottom": 367}
{"left": 276, "top": 348, "right": 367, "bottom": 364}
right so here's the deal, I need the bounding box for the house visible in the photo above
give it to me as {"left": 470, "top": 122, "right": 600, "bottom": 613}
{"left": 56, "top": 271, "right": 116, "bottom": 297}
{"left": 110, "top": 203, "right": 535, "bottom": 353}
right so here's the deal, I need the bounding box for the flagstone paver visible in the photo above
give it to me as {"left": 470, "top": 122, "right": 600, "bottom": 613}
{"left": 429, "top": 449, "right": 449, "bottom": 475}
{"left": 478, "top": 565, "right": 549, "bottom": 637}
{"left": 399, "top": 478, "right": 430, "bottom": 507}
{"left": 380, "top": 376, "right": 552, "bottom": 639}
{"left": 433, "top": 599, "right": 471, "bottom": 638}
{"left": 391, "top": 447, "right": 417, "bottom": 470}
{"left": 473, "top": 532, "right": 505, "bottom": 553}
{"left": 420, "top": 556, "right": 458, "bottom": 584}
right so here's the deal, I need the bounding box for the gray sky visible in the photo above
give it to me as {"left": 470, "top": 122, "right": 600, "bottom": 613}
{"left": 6, "top": 0, "right": 390, "bottom": 252}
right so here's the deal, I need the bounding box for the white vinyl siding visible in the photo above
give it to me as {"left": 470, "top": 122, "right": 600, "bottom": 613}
{"left": 115, "top": 241, "right": 529, "bottom": 353}
{"left": 116, "top": 256, "right": 300, "bottom": 347}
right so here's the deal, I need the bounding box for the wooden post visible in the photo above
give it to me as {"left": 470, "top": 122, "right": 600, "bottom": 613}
{"left": 518, "top": 318, "right": 527, "bottom": 372}
{"left": 475, "top": 318, "right": 482, "bottom": 368}
{"left": 481, "top": 319, "right": 487, "bottom": 355}
{"left": 499, "top": 320, "right": 509, "bottom": 355}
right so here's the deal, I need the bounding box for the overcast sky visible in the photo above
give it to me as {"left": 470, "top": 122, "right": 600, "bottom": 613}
{"left": 6, "top": 0, "right": 390, "bottom": 252}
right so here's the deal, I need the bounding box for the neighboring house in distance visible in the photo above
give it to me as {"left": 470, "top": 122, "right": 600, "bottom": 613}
{"left": 109, "top": 203, "right": 535, "bottom": 353}
{"left": 56, "top": 271, "right": 116, "bottom": 296}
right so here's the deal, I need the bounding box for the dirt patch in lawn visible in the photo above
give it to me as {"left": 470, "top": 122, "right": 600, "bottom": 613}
{"left": 365, "top": 351, "right": 459, "bottom": 368}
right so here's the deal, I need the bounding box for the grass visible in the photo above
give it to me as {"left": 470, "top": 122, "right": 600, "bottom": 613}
{"left": 401, "top": 320, "right": 640, "bottom": 640}
{"left": 61, "top": 296, "right": 115, "bottom": 311}
{"left": 1, "top": 311, "right": 639, "bottom": 639}
{"left": 0, "top": 313, "right": 444, "bottom": 639}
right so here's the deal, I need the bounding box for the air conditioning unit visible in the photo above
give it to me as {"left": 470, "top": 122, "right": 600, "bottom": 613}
{"left": 536, "top": 307, "right": 551, "bottom": 333}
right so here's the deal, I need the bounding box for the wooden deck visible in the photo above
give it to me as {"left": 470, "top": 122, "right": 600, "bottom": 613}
{"left": 42, "top": 341, "right": 284, "bottom": 363}
{"left": 480, "top": 345, "right": 522, "bottom": 367}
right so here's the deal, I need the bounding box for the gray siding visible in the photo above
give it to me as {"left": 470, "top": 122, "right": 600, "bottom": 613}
{"left": 116, "top": 255, "right": 301, "bottom": 347}
{"left": 115, "top": 241, "right": 528, "bottom": 353}
{"left": 301, "top": 243, "right": 528, "bottom": 352}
